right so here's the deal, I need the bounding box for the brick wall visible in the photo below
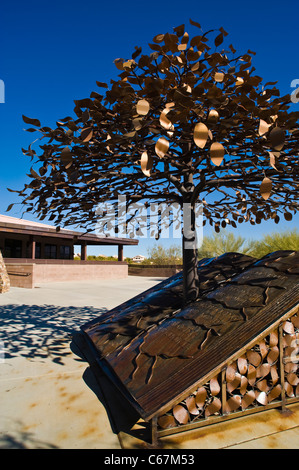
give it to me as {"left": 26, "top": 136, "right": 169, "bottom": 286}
{"left": 128, "top": 264, "right": 182, "bottom": 277}
{"left": 5, "top": 260, "right": 128, "bottom": 288}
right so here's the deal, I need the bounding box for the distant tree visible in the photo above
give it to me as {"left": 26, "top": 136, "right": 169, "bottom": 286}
{"left": 250, "top": 229, "right": 299, "bottom": 258}
{"left": 146, "top": 244, "right": 182, "bottom": 265}
{"left": 197, "top": 231, "right": 256, "bottom": 258}
{"left": 87, "top": 255, "right": 118, "bottom": 261}
{"left": 11, "top": 20, "right": 299, "bottom": 303}
{"left": 87, "top": 255, "right": 97, "bottom": 260}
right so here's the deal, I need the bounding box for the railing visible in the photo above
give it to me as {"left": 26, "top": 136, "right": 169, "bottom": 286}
{"left": 7, "top": 271, "right": 31, "bottom": 277}
{"left": 4, "top": 258, "right": 127, "bottom": 265}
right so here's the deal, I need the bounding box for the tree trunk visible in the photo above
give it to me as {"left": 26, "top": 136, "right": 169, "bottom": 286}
{"left": 182, "top": 202, "right": 199, "bottom": 304}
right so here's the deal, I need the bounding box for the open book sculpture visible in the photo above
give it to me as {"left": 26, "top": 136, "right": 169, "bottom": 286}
{"left": 81, "top": 251, "right": 299, "bottom": 445}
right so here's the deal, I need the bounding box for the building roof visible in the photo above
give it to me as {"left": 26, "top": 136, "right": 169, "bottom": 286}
{"left": 82, "top": 250, "right": 299, "bottom": 420}
{"left": 1, "top": 214, "right": 54, "bottom": 228}
{"left": 0, "top": 214, "right": 138, "bottom": 246}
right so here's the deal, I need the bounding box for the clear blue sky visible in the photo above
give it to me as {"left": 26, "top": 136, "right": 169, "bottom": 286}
{"left": 0, "top": 0, "right": 298, "bottom": 257}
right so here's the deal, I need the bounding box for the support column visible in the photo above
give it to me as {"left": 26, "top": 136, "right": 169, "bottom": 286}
{"left": 81, "top": 242, "right": 87, "bottom": 261}
{"left": 150, "top": 416, "right": 158, "bottom": 447}
{"left": 29, "top": 235, "right": 36, "bottom": 260}
{"left": 118, "top": 244, "right": 123, "bottom": 262}
{"left": 279, "top": 324, "right": 287, "bottom": 411}
{"left": 182, "top": 202, "right": 199, "bottom": 304}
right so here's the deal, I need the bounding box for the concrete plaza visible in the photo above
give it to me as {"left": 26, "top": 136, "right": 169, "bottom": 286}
{"left": 0, "top": 277, "right": 298, "bottom": 449}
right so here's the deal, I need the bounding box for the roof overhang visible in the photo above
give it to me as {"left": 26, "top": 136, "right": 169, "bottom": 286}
{"left": 0, "top": 219, "right": 138, "bottom": 246}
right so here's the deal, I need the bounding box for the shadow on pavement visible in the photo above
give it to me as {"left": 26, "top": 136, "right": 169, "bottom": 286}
{"left": 0, "top": 304, "right": 107, "bottom": 364}
{"left": 0, "top": 418, "right": 59, "bottom": 449}
{"left": 71, "top": 331, "right": 151, "bottom": 446}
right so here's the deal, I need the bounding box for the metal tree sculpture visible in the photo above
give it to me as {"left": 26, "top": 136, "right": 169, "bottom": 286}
{"left": 12, "top": 20, "right": 299, "bottom": 302}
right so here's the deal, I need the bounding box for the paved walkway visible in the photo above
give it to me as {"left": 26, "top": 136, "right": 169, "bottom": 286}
{"left": 0, "top": 277, "right": 163, "bottom": 449}
{"left": 0, "top": 277, "right": 298, "bottom": 449}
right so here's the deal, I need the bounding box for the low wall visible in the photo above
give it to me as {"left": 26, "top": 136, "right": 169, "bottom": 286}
{"left": 128, "top": 264, "right": 182, "bottom": 277}
{"left": 5, "top": 259, "right": 128, "bottom": 288}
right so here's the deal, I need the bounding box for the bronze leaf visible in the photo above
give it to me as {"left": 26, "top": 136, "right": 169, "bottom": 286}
{"left": 173, "top": 404, "right": 190, "bottom": 424}
{"left": 267, "top": 384, "right": 282, "bottom": 403}
{"left": 246, "top": 350, "right": 261, "bottom": 367}
{"left": 241, "top": 390, "right": 256, "bottom": 410}
{"left": 209, "top": 376, "right": 220, "bottom": 396}
{"left": 204, "top": 397, "right": 221, "bottom": 417}
{"left": 186, "top": 396, "right": 200, "bottom": 415}
{"left": 195, "top": 387, "right": 207, "bottom": 409}
{"left": 158, "top": 415, "right": 176, "bottom": 429}
{"left": 224, "top": 395, "right": 242, "bottom": 414}
{"left": 237, "top": 356, "right": 248, "bottom": 375}
{"left": 210, "top": 142, "right": 225, "bottom": 166}
{"left": 260, "top": 177, "right": 272, "bottom": 200}
{"left": 140, "top": 151, "right": 153, "bottom": 177}
{"left": 155, "top": 137, "right": 169, "bottom": 158}
{"left": 136, "top": 99, "right": 150, "bottom": 116}
{"left": 267, "top": 346, "right": 279, "bottom": 365}
{"left": 269, "top": 127, "right": 285, "bottom": 151}
{"left": 193, "top": 122, "right": 209, "bottom": 148}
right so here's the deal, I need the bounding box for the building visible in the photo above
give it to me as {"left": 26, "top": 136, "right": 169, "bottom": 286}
{"left": 0, "top": 214, "right": 138, "bottom": 288}
{"left": 132, "top": 255, "right": 146, "bottom": 263}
